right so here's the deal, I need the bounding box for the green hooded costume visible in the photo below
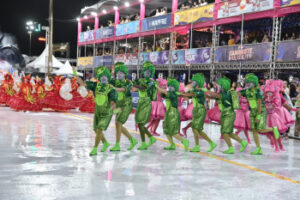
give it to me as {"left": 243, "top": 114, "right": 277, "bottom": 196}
{"left": 163, "top": 78, "right": 181, "bottom": 136}
{"left": 190, "top": 73, "right": 207, "bottom": 131}
{"left": 218, "top": 77, "right": 236, "bottom": 134}
{"left": 111, "top": 62, "right": 133, "bottom": 124}
{"left": 241, "top": 73, "right": 267, "bottom": 131}
{"left": 134, "top": 61, "right": 157, "bottom": 125}
{"left": 86, "top": 66, "right": 117, "bottom": 131}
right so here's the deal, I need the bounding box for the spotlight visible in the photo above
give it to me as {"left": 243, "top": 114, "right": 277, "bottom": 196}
{"left": 113, "top": 6, "right": 118, "bottom": 10}
{"left": 76, "top": 17, "right": 80, "bottom": 21}
{"left": 125, "top": 2, "right": 130, "bottom": 7}
{"left": 26, "top": 21, "right": 33, "bottom": 26}
{"left": 91, "top": 12, "right": 97, "bottom": 17}
{"left": 84, "top": 15, "right": 88, "bottom": 19}
{"left": 102, "top": 9, "right": 107, "bottom": 14}
{"left": 139, "top": 0, "right": 144, "bottom": 2}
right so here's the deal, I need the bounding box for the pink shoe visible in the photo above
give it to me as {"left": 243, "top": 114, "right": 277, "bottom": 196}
{"left": 275, "top": 148, "right": 280, "bottom": 153}
{"left": 151, "top": 132, "right": 160, "bottom": 136}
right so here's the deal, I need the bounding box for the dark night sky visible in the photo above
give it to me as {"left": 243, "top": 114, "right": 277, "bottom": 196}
{"left": 1, "top": 0, "right": 99, "bottom": 58}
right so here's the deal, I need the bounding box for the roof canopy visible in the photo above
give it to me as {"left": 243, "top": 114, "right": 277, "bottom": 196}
{"left": 26, "top": 46, "right": 64, "bottom": 73}
{"left": 54, "top": 60, "right": 83, "bottom": 77}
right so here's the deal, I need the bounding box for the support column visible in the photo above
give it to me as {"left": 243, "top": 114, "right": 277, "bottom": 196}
{"left": 78, "top": 21, "right": 82, "bottom": 44}
{"left": 210, "top": 25, "right": 219, "bottom": 82}
{"left": 114, "top": 9, "right": 119, "bottom": 36}
{"left": 140, "top": 1, "right": 145, "bottom": 29}
{"left": 171, "top": 0, "right": 178, "bottom": 26}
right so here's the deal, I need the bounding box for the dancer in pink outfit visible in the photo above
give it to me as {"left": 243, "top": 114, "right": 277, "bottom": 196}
{"left": 146, "top": 79, "right": 167, "bottom": 136}
{"left": 234, "top": 87, "right": 251, "bottom": 143}
{"left": 263, "top": 80, "right": 296, "bottom": 152}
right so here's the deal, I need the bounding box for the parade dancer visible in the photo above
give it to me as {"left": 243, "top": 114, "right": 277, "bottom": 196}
{"left": 75, "top": 67, "right": 118, "bottom": 155}
{"left": 79, "top": 90, "right": 95, "bottom": 113}
{"left": 132, "top": 61, "right": 158, "bottom": 150}
{"left": 239, "top": 73, "right": 280, "bottom": 155}
{"left": 157, "top": 78, "right": 189, "bottom": 151}
{"left": 0, "top": 73, "right": 14, "bottom": 105}
{"left": 181, "top": 73, "right": 217, "bottom": 152}
{"left": 234, "top": 87, "right": 251, "bottom": 143}
{"left": 146, "top": 78, "right": 167, "bottom": 136}
{"left": 109, "top": 62, "right": 138, "bottom": 151}
{"left": 205, "top": 77, "right": 248, "bottom": 154}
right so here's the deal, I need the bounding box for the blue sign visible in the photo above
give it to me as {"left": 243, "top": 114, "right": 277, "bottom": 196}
{"left": 131, "top": 92, "right": 139, "bottom": 108}
{"left": 93, "top": 56, "right": 114, "bottom": 67}
{"left": 142, "top": 14, "right": 172, "bottom": 31}
{"left": 96, "top": 26, "right": 114, "bottom": 39}
{"left": 116, "top": 21, "right": 140, "bottom": 36}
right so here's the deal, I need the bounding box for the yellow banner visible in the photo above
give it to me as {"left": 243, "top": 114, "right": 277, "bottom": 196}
{"left": 281, "top": 0, "right": 300, "bottom": 6}
{"left": 77, "top": 57, "right": 93, "bottom": 67}
{"left": 174, "top": 4, "right": 214, "bottom": 26}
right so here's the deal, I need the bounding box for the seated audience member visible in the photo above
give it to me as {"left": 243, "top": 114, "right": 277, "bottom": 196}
{"left": 262, "top": 34, "right": 269, "bottom": 42}
{"left": 228, "top": 35, "right": 235, "bottom": 46}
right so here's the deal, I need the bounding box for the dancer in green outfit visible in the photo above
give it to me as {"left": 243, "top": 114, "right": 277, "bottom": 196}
{"left": 156, "top": 78, "right": 189, "bottom": 151}
{"left": 132, "top": 61, "right": 157, "bottom": 150}
{"left": 205, "top": 77, "right": 248, "bottom": 154}
{"left": 239, "top": 73, "right": 280, "bottom": 155}
{"left": 180, "top": 73, "right": 217, "bottom": 152}
{"left": 74, "top": 67, "right": 118, "bottom": 156}
{"left": 110, "top": 62, "right": 138, "bottom": 151}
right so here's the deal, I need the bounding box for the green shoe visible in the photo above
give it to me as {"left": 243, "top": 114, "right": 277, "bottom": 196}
{"left": 182, "top": 139, "right": 189, "bottom": 151}
{"left": 110, "top": 143, "right": 121, "bottom": 151}
{"left": 273, "top": 127, "right": 280, "bottom": 140}
{"left": 223, "top": 146, "right": 235, "bottom": 154}
{"left": 240, "top": 140, "right": 248, "bottom": 152}
{"left": 164, "top": 143, "right": 176, "bottom": 150}
{"left": 190, "top": 145, "right": 200, "bottom": 152}
{"left": 208, "top": 142, "right": 217, "bottom": 152}
{"left": 100, "top": 142, "right": 110, "bottom": 152}
{"left": 137, "top": 142, "right": 148, "bottom": 150}
{"left": 89, "top": 147, "right": 98, "bottom": 156}
{"left": 147, "top": 136, "right": 157, "bottom": 148}
{"left": 251, "top": 147, "right": 263, "bottom": 155}
{"left": 128, "top": 138, "right": 138, "bottom": 150}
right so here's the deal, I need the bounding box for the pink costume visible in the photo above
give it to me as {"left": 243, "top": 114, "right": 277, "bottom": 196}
{"left": 150, "top": 79, "right": 166, "bottom": 120}
{"left": 207, "top": 101, "right": 221, "bottom": 124}
{"left": 234, "top": 87, "right": 251, "bottom": 130}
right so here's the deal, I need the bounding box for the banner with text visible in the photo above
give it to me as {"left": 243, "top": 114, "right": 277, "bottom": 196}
{"left": 276, "top": 40, "right": 300, "bottom": 62}
{"left": 139, "top": 51, "right": 169, "bottom": 65}
{"left": 215, "top": 43, "right": 271, "bottom": 63}
{"left": 281, "top": 0, "right": 300, "bottom": 6}
{"left": 142, "top": 14, "right": 172, "bottom": 31}
{"left": 172, "top": 48, "right": 212, "bottom": 64}
{"left": 93, "top": 56, "right": 114, "bottom": 67}
{"left": 174, "top": 4, "right": 214, "bottom": 26}
{"left": 217, "top": 0, "right": 274, "bottom": 18}
{"left": 114, "top": 54, "right": 139, "bottom": 65}
{"left": 77, "top": 57, "right": 94, "bottom": 68}
{"left": 96, "top": 26, "right": 114, "bottom": 39}
{"left": 116, "top": 21, "right": 140, "bottom": 36}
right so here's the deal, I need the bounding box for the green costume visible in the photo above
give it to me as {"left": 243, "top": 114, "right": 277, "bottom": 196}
{"left": 161, "top": 78, "right": 189, "bottom": 151}
{"left": 134, "top": 62, "right": 157, "bottom": 150}
{"left": 86, "top": 68, "right": 117, "bottom": 132}
{"left": 241, "top": 74, "right": 267, "bottom": 131}
{"left": 217, "top": 77, "right": 236, "bottom": 134}
{"left": 163, "top": 79, "right": 180, "bottom": 136}
{"left": 111, "top": 64, "right": 133, "bottom": 124}
{"left": 217, "top": 77, "right": 248, "bottom": 154}
{"left": 134, "top": 62, "right": 157, "bottom": 125}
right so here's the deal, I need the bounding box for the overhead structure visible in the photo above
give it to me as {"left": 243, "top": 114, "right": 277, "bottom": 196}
{"left": 54, "top": 60, "right": 83, "bottom": 76}
{"left": 26, "top": 46, "right": 64, "bottom": 73}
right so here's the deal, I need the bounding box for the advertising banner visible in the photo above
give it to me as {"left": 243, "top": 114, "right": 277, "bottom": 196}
{"left": 125, "top": 53, "right": 139, "bottom": 65}
{"left": 174, "top": 4, "right": 214, "bottom": 25}
{"left": 142, "top": 14, "right": 172, "bottom": 31}
{"left": 217, "top": 0, "right": 274, "bottom": 18}
{"left": 83, "top": 31, "right": 94, "bottom": 41}
{"left": 77, "top": 57, "right": 94, "bottom": 68}
{"left": 114, "top": 54, "right": 126, "bottom": 63}
{"left": 96, "top": 26, "right": 114, "bottom": 39}
{"left": 276, "top": 40, "right": 300, "bottom": 62}
{"left": 172, "top": 48, "right": 211, "bottom": 64}
{"left": 93, "top": 56, "right": 114, "bottom": 67}
{"left": 281, "top": 0, "right": 300, "bottom": 6}
{"left": 139, "top": 51, "right": 170, "bottom": 65}
{"left": 215, "top": 43, "right": 271, "bottom": 63}
{"left": 116, "top": 21, "right": 140, "bottom": 36}
{"left": 79, "top": 33, "right": 84, "bottom": 42}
